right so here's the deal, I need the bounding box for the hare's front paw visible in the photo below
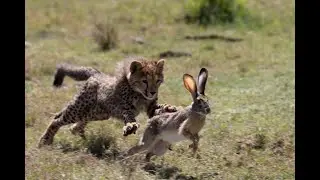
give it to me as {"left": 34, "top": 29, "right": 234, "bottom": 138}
{"left": 123, "top": 122, "right": 140, "bottom": 136}
{"left": 188, "top": 143, "right": 195, "bottom": 149}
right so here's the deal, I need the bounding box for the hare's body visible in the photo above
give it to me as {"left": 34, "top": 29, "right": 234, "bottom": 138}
{"left": 157, "top": 107, "right": 205, "bottom": 143}
{"left": 159, "top": 109, "right": 190, "bottom": 143}
{"left": 124, "top": 68, "right": 211, "bottom": 162}
{"left": 161, "top": 131, "right": 187, "bottom": 143}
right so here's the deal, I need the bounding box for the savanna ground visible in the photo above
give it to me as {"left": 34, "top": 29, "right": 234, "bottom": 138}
{"left": 25, "top": 0, "right": 295, "bottom": 179}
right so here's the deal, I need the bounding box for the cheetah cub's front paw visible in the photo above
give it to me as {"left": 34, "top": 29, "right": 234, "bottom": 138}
{"left": 123, "top": 122, "right": 140, "bottom": 136}
{"left": 155, "top": 104, "right": 178, "bottom": 116}
{"left": 162, "top": 104, "right": 178, "bottom": 113}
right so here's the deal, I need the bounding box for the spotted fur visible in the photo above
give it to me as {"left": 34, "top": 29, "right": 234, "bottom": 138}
{"left": 38, "top": 57, "right": 177, "bottom": 148}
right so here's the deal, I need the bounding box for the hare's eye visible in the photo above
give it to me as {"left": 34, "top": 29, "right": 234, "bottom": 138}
{"left": 142, "top": 80, "right": 148, "bottom": 84}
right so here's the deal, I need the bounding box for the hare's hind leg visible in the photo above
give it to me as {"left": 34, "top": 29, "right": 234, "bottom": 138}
{"left": 125, "top": 143, "right": 149, "bottom": 158}
{"left": 124, "top": 137, "right": 156, "bottom": 158}
{"left": 124, "top": 125, "right": 158, "bottom": 157}
{"left": 181, "top": 130, "right": 200, "bottom": 156}
{"left": 145, "top": 152, "right": 154, "bottom": 162}
{"left": 145, "top": 140, "right": 170, "bottom": 162}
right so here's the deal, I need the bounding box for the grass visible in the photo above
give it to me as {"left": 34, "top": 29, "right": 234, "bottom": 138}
{"left": 184, "top": 0, "right": 254, "bottom": 26}
{"left": 92, "top": 21, "right": 119, "bottom": 51}
{"left": 26, "top": 0, "right": 294, "bottom": 179}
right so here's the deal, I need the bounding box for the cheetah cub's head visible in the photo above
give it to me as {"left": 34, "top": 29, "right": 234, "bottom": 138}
{"left": 127, "top": 59, "right": 165, "bottom": 100}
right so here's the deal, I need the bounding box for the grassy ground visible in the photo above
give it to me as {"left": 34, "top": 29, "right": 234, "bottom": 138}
{"left": 25, "top": 0, "right": 295, "bottom": 179}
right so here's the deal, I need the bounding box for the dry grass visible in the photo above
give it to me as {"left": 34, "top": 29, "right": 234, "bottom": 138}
{"left": 92, "top": 21, "right": 118, "bottom": 51}
{"left": 26, "top": 0, "right": 294, "bottom": 179}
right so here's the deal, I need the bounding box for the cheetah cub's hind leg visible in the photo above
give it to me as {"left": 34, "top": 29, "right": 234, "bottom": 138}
{"left": 69, "top": 121, "right": 87, "bottom": 139}
{"left": 38, "top": 80, "right": 98, "bottom": 148}
{"left": 38, "top": 114, "right": 76, "bottom": 147}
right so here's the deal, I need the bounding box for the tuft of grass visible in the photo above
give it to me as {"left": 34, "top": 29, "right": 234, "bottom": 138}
{"left": 81, "top": 132, "right": 118, "bottom": 159}
{"left": 92, "top": 21, "right": 119, "bottom": 51}
{"left": 184, "top": 0, "right": 260, "bottom": 27}
{"left": 25, "top": 113, "right": 36, "bottom": 128}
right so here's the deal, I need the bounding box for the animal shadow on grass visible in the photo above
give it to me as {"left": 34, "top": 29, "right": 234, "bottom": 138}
{"left": 56, "top": 132, "right": 120, "bottom": 160}
{"left": 140, "top": 162, "right": 218, "bottom": 179}
{"left": 142, "top": 162, "right": 181, "bottom": 179}
{"left": 119, "top": 155, "right": 188, "bottom": 179}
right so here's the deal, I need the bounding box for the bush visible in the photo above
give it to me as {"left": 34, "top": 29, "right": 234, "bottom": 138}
{"left": 92, "top": 21, "right": 118, "bottom": 51}
{"left": 184, "top": 0, "right": 251, "bottom": 26}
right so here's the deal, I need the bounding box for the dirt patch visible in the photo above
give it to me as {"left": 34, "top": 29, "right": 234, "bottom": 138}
{"left": 33, "top": 29, "right": 66, "bottom": 40}
{"left": 236, "top": 133, "right": 267, "bottom": 154}
{"left": 270, "top": 139, "right": 285, "bottom": 155}
{"left": 159, "top": 50, "right": 192, "bottom": 58}
{"left": 185, "top": 34, "right": 243, "bottom": 42}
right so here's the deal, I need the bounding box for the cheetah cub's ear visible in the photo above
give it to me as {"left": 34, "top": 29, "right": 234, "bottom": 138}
{"left": 156, "top": 59, "right": 165, "bottom": 73}
{"left": 130, "top": 61, "right": 143, "bottom": 73}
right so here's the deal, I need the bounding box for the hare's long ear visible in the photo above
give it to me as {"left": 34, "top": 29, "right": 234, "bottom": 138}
{"left": 197, "top": 68, "right": 208, "bottom": 95}
{"left": 183, "top": 74, "right": 197, "bottom": 101}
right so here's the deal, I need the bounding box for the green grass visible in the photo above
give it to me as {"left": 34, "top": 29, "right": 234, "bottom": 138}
{"left": 184, "top": 0, "right": 256, "bottom": 26}
{"left": 26, "top": 0, "right": 294, "bottom": 179}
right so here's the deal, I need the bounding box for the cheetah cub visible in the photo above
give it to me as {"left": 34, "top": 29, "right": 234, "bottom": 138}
{"left": 123, "top": 68, "right": 211, "bottom": 162}
{"left": 38, "top": 57, "right": 177, "bottom": 148}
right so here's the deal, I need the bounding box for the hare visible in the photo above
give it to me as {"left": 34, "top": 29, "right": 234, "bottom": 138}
{"left": 123, "top": 68, "right": 211, "bottom": 162}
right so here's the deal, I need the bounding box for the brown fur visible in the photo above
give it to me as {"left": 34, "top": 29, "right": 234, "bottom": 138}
{"left": 179, "top": 112, "right": 206, "bottom": 135}
{"left": 123, "top": 68, "right": 211, "bottom": 162}
{"left": 38, "top": 57, "right": 177, "bottom": 148}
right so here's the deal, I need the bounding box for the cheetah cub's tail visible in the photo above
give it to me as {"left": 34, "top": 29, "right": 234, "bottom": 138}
{"left": 53, "top": 63, "right": 101, "bottom": 87}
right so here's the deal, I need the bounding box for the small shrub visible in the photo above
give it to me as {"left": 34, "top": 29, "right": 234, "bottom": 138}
{"left": 82, "top": 132, "right": 117, "bottom": 158}
{"left": 92, "top": 21, "right": 118, "bottom": 51}
{"left": 184, "top": 0, "right": 251, "bottom": 26}
{"left": 25, "top": 114, "right": 36, "bottom": 127}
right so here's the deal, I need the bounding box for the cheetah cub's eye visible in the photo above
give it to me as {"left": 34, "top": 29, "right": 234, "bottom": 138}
{"left": 142, "top": 80, "right": 148, "bottom": 84}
